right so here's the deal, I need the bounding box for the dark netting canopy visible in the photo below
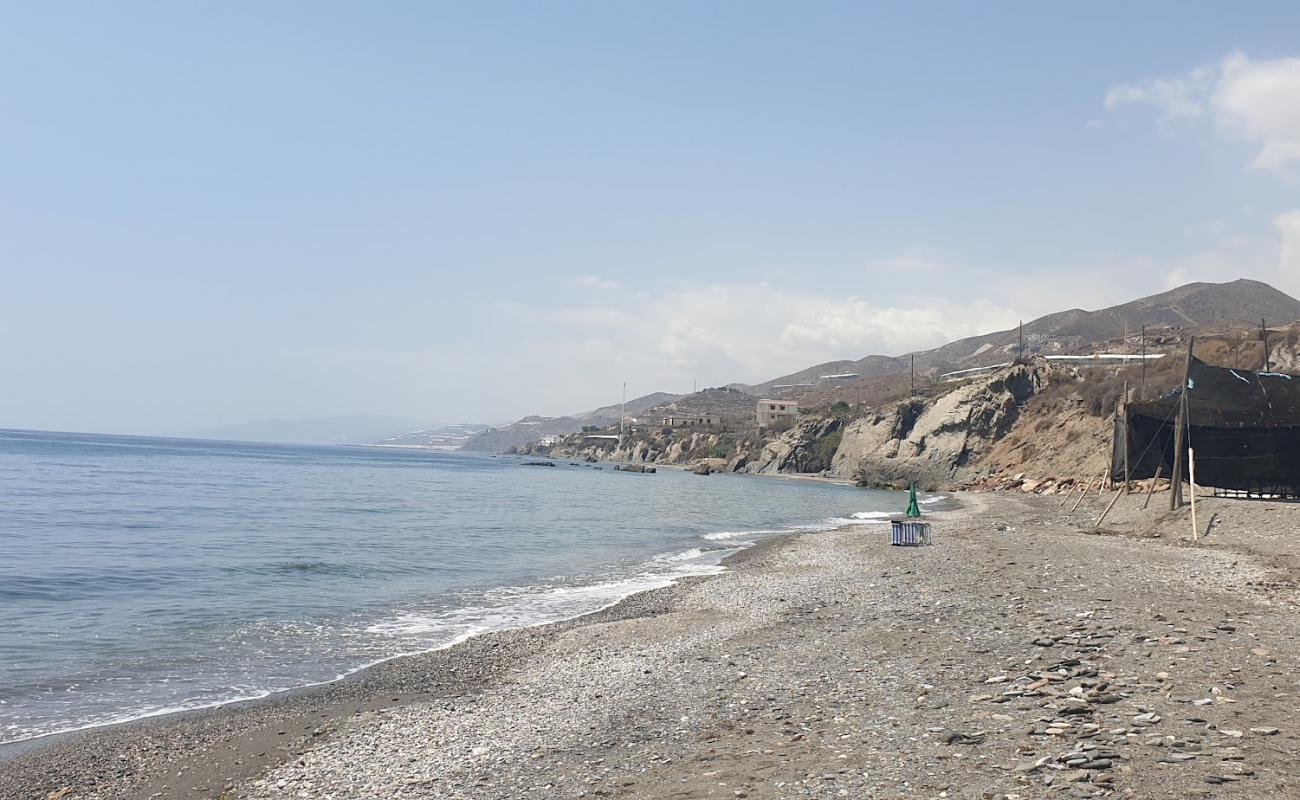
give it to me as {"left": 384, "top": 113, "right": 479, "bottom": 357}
{"left": 1112, "top": 356, "right": 1300, "bottom": 497}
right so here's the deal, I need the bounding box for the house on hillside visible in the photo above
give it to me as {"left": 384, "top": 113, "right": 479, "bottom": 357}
{"left": 755, "top": 399, "right": 799, "bottom": 426}
{"left": 662, "top": 414, "right": 721, "bottom": 428}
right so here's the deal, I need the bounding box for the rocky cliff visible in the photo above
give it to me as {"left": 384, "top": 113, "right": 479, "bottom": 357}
{"left": 522, "top": 344, "right": 1300, "bottom": 492}
{"left": 829, "top": 359, "right": 1064, "bottom": 488}
{"left": 743, "top": 418, "right": 845, "bottom": 474}
{"left": 526, "top": 359, "right": 1100, "bottom": 488}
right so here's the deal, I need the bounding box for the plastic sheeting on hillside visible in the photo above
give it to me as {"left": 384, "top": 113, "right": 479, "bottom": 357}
{"left": 1111, "top": 356, "right": 1300, "bottom": 496}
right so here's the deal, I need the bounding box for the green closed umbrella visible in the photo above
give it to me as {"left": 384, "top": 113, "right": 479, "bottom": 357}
{"left": 905, "top": 482, "right": 921, "bottom": 518}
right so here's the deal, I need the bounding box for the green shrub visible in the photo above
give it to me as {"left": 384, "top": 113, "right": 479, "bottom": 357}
{"left": 708, "top": 442, "right": 734, "bottom": 459}
{"left": 813, "top": 429, "right": 843, "bottom": 464}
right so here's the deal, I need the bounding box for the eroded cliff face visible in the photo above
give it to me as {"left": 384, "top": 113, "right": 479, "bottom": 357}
{"left": 829, "top": 360, "right": 1055, "bottom": 489}
{"left": 524, "top": 358, "right": 1120, "bottom": 489}
{"left": 743, "top": 418, "right": 844, "bottom": 474}
{"left": 523, "top": 429, "right": 750, "bottom": 468}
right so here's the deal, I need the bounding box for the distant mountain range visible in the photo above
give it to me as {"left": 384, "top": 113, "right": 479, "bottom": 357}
{"left": 459, "top": 392, "right": 682, "bottom": 452}
{"left": 186, "top": 280, "right": 1300, "bottom": 454}
{"left": 735, "top": 278, "right": 1300, "bottom": 396}
{"left": 373, "top": 424, "right": 490, "bottom": 449}
{"left": 469, "top": 278, "right": 1300, "bottom": 453}
{"left": 180, "top": 414, "right": 444, "bottom": 446}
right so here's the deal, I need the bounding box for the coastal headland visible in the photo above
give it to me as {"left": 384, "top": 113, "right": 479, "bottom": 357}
{"left": 4, "top": 491, "right": 1299, "bottom": 799}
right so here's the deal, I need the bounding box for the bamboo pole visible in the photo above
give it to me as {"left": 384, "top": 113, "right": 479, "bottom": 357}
{"left": 1071, "top": 477, "right": 1097, "bottom": 512}
{"left": 1142, "top": 464, "right": 1162, "bottom": 510}
{"left": 1121, "top": 380, "right": 1130, "bottom": 494}
{"left": 1189, "top": 448, "right": 1199, "bottom": 542}
{"left": 1096, "top": 488, "right": 1124, "bottom": 526}
{"left": 1170, "top": 338, "right": 1194, "bottom": 510}
{"left": 1098, "top": 472, "right": 1106, "bottom": 495}
{"left": 1059, "top": 480, "right": 1080, "bottom": 509}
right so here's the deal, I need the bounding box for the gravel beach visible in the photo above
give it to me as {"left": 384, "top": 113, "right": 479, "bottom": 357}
{"left": 5, "top": 491, "right": 1300, "bottom": 800}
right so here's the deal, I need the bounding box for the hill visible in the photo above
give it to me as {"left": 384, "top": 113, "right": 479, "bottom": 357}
{"left": 468, "top": 279, "right": 1300, "bottom": 455}
{"left": 639, "top": 387, "right": 759, "bottom": 424}
{"left": 917, "top": 278, "right": 1300, "bottom": 374}
{"left": 374, "top": 424, "right": 490, "bottom": 449}
{"left": 739, "top": 279, "right": 1300, "bottom": 398}
{"left": 459, "top": 391, "right": 682, "bottom": 452}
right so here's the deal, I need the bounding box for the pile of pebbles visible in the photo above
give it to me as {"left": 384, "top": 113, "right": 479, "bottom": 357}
{"left": 969, "top": 615, "right": 1276, "bottom": 798}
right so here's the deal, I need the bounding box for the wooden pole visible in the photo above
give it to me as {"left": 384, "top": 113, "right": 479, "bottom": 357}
{"left": 1142, "top": 463, "right": 1162, "bottom": 510}
{"left": 1071, "top": 476, "right": 1096, "bottom": 512}
{"left": 1096, "top": 488, "right": 1123, "bottom": 527}
{"left": 1121, "top": 379, "right": 1130, "bottom": 494}
{"left": 1098, "top": 472, "right": 1106, "bottom": 495}
{"left": 1170, "top": 337, "right": 1194, "bottom": 510}
{"left": 1189, "top": 447, "right": 1199, "bottom": 541}
{"left": 1059, "top": 479, "right": 1080, "bottom": 509}
{"left": 1171, "top": 395, "right": 1186, "bottom": 510}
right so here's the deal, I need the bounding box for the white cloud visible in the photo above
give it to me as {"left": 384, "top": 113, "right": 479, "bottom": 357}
{"left": 567, "top": 275, "right": 624, "bottom": 291}
{"left": 1215, "top": 54, "right": 1300, "bottom": 171}
{"left": 1157, "top": 210, "right": 1300, "bottom": 297}
{"left": 300, "top": 241, "right": 1296, "bottom": 424}
{"left": 1105, "top": 66, "right": 1215, "bottom": 122}
{"left": 494, "top": 282, "right": 1024, "bottom": 407}
{"left": 1106, "top": 52, "right": 1300, "bottom": 175}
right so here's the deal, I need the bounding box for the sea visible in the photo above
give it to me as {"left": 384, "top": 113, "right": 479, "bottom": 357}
{"left": 0, "top": 428, "right": 936, "bottom": 746}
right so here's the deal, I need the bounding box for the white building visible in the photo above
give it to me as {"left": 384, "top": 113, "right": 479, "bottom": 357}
{"left": 662, "top": 414, "right": 721, "bottom": 428}
{"left": 755, "top": 399, "right": 799, "bottom": 426}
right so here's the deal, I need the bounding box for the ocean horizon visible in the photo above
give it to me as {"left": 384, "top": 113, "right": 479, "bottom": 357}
{"left": 0, "top": 428, "right": 933, "bottom": 746}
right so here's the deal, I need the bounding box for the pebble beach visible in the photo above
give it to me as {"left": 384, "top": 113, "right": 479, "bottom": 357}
{"left": 5, "top": 491, "right": 1300, "bottom": 800}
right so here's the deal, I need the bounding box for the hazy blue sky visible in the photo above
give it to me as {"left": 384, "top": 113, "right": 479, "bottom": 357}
{"left": 3, "top": 2, "right": 1299, "bottom": 433}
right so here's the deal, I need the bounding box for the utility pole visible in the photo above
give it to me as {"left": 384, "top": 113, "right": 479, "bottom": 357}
{"left": 619, "top": 382, "right": 626, "bottom": 437}
{"left": 1140, "top": 325, "right": 1146, "bottom": 398}
{"left": 1018, "top": 320, "right": 1024, "bottom": 360}
{"left": 910, "top": 354, "right": 915, "bottom": 397}
{"left": 693, "top": 379, "right": 697, "bottom": 394}
{"left": 1235, "top": 332, "right": 1241, "bottom": 369}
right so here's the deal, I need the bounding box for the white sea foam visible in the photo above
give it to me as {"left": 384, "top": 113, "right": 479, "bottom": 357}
{"left": 367, "top": 556, "right": 733, "bottom": 646}
{"left": 701, "top": 527, "right": 784, "bottom": 541}
{"left": 851, "top": 511, "right": 892, "bottom": 522}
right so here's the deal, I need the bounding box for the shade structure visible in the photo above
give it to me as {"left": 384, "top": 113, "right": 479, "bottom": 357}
{"left": 1112, "top": 356, "right": 1300, "bottom": 497}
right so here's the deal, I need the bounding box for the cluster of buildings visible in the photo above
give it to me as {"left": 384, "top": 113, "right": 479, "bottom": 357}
{"left": 659, "top": 399, "right": 800, "bottom": 429}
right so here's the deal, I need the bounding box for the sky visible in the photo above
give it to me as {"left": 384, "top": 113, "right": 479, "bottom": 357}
{"left": 2, "top": 2, "right": 1299, "bottom": 433}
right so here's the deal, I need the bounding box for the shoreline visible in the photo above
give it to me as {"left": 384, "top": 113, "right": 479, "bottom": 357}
{"left": 0, "top": 492, "right": 930, "bottom": 799}
{"left": 7, "top": 491, "right": 1300, "bottom": 798}
{"left": 0, "top": 458, "right": 905, "bottom": 757}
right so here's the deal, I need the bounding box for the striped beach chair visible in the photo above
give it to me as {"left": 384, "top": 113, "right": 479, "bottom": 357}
{"left": 890, "top": 519, "right": 932, "bottom": 546}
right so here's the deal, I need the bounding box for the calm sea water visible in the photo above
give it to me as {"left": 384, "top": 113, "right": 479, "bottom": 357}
{"left": 0, "top": 429, "right": 928, "bottom": 745}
